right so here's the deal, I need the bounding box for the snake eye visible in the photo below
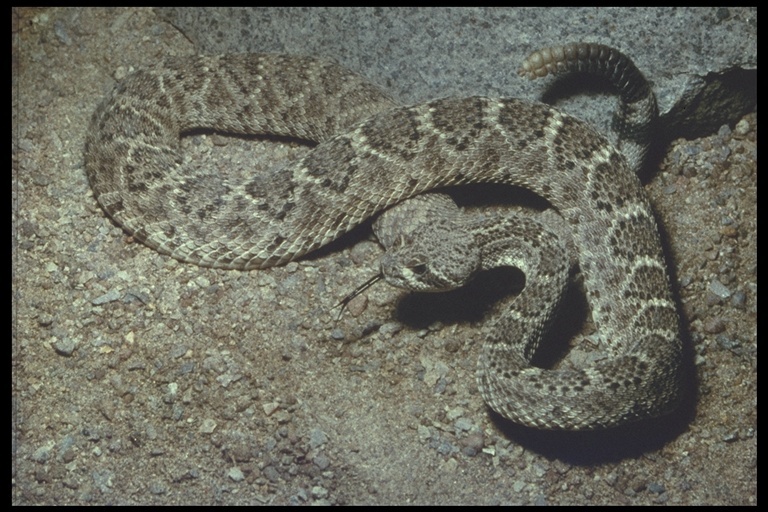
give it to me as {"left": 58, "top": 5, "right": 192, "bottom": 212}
{"left": 410, "top": 262, "right": 428, "bottom": 276}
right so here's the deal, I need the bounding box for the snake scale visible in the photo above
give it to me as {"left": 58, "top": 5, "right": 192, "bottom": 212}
{"left": 85, "top": 43, "right": 682, "bottom": 429}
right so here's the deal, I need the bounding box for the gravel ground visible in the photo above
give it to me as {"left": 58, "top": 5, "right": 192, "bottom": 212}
{"left": 13, "top": 8, "right": 756, "bottom": 505}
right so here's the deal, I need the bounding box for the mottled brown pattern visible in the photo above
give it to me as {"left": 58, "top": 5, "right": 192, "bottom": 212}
{"left": 84, "top": 47, "right": 681, "bottom": 429}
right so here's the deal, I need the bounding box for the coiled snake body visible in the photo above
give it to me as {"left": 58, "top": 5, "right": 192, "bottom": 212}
{"left": 85, "top": 44, "right": 682, "bottom": 430}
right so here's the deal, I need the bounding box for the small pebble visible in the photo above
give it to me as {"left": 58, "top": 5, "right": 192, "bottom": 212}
{"left": 53, "top": 337, "right": 78, "bottom": 356}
{"left": 228, "top": 466, "right": 245, "bottom": 482}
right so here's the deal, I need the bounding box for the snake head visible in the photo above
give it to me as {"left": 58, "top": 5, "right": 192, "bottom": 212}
{"left": 379, "top": 220, "right": 481, "bottom": 293}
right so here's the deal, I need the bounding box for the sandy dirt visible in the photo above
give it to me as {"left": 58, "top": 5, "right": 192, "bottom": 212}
{"left": 13, "top": 8, "right": 756, "bottom": 505}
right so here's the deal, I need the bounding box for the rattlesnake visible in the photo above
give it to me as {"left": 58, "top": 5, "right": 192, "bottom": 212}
{"left": 85, "top": 44, "right": 682, "bottom": 430}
